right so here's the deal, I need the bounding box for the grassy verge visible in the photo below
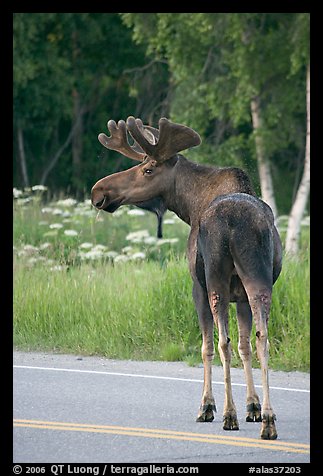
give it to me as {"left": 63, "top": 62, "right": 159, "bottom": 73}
{"left": 13, "top": 189, "right": 310, "bottom": 371}
{"left": 13, "top": 253, "right": 309, "bottom": 371}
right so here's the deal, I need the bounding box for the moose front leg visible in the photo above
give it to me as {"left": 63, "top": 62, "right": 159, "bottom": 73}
{"left": 193, "top": 281, "right": 216, "bottom": 422}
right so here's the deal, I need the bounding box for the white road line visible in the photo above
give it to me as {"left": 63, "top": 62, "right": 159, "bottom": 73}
{"left": 13, "top": 364, "right": 309, "bottom": 394}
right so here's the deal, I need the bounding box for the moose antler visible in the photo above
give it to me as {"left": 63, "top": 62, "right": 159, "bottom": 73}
{"left": 98, "top": 119, "right": 147, "bottom": 162}
{"left": 126, "top": 116, "right": 201, "bottom": 163}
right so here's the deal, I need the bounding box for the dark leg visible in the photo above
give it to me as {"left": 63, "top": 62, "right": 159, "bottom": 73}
{"left": 236, "top": 301, "right": 261, "bottom": 422}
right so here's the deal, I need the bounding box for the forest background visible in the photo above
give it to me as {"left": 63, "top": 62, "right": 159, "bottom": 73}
{"left": 13, "top": 12, "right": 310, "bottom": 255}
{"left": 13, "top": 13, "right": 310, "bottom": 369}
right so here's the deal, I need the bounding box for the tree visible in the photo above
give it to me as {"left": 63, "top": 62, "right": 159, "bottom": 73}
{"left": 13, "top": 11, "right": 309, "bottom": 226}
{"left": 14, "top": 13, "right": 74, "bottom": 187}
{"left": 13, "top": 13, "right": 165, "bottom": 192}
{"left": 121, "top": 13, "right": 307, "bottom": 221}
{"left": 285, "top": 14, "right": 310, "bottom": 255}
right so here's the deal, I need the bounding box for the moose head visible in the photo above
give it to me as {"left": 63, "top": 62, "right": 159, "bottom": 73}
{"left": 91, "top": 116, "right": 201, "bottom": 215}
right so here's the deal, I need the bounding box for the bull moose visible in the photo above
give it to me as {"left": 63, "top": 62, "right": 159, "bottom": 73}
{"left": 91, "top": 116, "right": 282, "bottom": 440}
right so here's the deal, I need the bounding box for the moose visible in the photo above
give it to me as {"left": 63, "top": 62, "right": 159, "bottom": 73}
{"left": 91, "top": 116, "right": 282, "bottom": 440}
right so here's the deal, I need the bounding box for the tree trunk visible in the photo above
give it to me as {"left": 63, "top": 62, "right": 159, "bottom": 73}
{"left": 17, "top": 120, "right": 30, "bottom": 187}
{"left": 71, "top": 28, "right": 83, "bottom": 191}
{"left": 285, "top": 63, "right": 310, "bottom": 256}
{"left": 72, "top": 87, "right": 83, "bottom": 190}
{"left": 250, "top": 95, "right": 278, "bottom": 220}
{"left": 40, "top": 125, "right": 75, "bottom": 185}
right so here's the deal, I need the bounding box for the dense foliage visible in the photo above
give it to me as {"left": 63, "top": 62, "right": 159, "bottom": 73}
{"left": 14, "top": 13, "right": 309, "bottom": 214}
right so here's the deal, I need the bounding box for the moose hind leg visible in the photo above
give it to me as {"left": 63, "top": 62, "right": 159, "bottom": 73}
{"left": 249, "top": 289, "right": 277, "bottom": 440}
{"left": 210, "top": 290, "right": 239, "bottom": 431}
{"left": 193, "top": 281, "right": 216, "bottom": 422}
{"left": 196, "top": 325, "right": 216, "bottom": 422}
{"left": 236, "top": 302, "right": 261, "bottom": 422}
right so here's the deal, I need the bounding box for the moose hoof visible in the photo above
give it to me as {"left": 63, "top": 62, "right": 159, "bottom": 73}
{"left": 246, "top": 402, "right": 262, "bottom": 422}
{"left": 223, "top": 412, "right": 239, "bottom": 431}
{"left": 260, "top": 414, "right": 277, "bottom": 440}
{"left": 196, "top": 403, "right": 216, "bottom": 422}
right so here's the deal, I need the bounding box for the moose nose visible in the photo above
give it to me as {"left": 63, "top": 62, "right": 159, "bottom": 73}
{"left": 91, "top": 185, "right": 105, "bottom": 208}
{"left": 93, "top": 197, "right": 105, "bottom": 208}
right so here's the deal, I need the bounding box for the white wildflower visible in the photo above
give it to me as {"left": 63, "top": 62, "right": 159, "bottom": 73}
{"left": 64, "top": 229, "right": 78, "bottom": 236}
{"left": 127, "top": 209, "right": 146, "bottom": 216}
{"left": 156, "top": 238, "right": 179, "bottom": 246}
{"left": 143, "top": 236, "right": 158, "bottom": 245}
{"left": 16, "top": 197, "right": 32, "bottom": 205}
{"left": 39, "top": 242, "right": 52, "bottom": 250}
{"left": 41, "top": 207, "right": 53, "bottom": 214}
{"left": 13, "top": 188, "right": 23, "bottom": 198}
{"left": 105, "top": 251, "right": 118, "bottom": 259}
{"left": 49, "top": 265, "right": 66, "bottom": 272}
{"left": 32, "top": 185, "right": 48, "bottom": 192}
{"left": 75, "top": 209, "right": 95, "bottom": 218}
{"left": 52, "top": 208, "right": 64, "bottom": 215}
{"left": 114, "top": 255, "right": 129, "bottom": 263}
{"left": 80, "top": 250, "right": 104, "bottom": 260}
{"left": 79, "top": 242, "right": 93, "bottom": 249}
{"left": 27, "top": 257, "right": 39, "bottom": 265}
{"left": 38, "top": 221, "right": 49, "bottom": 226}
{"left": 49, "top": 223, "right": 63, "bottom": 229}
{"left": 23, "top": 244, "right": 39, "bottom": 253}
{"left": 80, "top": 199, "right": 92, "bottom": 207}
{"left": 126, "top": 229, "right": 150, "bottom": 243}
{"left": 122, "top": 246, "right": 133, "bottom": 254}
{"left": 92, "top": 244, "right": 107, "bottom": 251}
{"left": 55, "top": 198, "right": 77, "bottom": 207}
{"left": 156, "top": 239, "right": 168, "bottom": 246}
{"left": 130, "top": 252, "right": 146, "bottom": 260}
{"left": 113, "top": 209, "right": 125, "bottom": 217}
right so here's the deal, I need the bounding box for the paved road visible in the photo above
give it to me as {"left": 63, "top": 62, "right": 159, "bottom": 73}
{"left": 13, "top": 351, "right": 310, "bottom": 464}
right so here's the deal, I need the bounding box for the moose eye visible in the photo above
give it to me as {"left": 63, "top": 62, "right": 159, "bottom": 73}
{"left": 144, "top": 169, "right": 153, "bottom": 175}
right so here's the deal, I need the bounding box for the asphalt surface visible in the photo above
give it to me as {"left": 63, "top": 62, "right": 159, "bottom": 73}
{"left": 13, "top": 351, "right": 310, "bottom": 464}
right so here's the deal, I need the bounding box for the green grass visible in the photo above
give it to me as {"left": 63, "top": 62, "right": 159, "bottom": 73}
{"left": 13, "top": 257, "right": 198, "bottom": 360}
{"left": 13, "top": 253, "right": 309, "bottom": 371}
{"left": 13, "top": 189, "right": 310, "bottom": 371}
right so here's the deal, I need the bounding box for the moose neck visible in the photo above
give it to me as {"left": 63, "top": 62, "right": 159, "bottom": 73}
{"left": 164, "top": 156, "right": 255, "bottom": 227}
